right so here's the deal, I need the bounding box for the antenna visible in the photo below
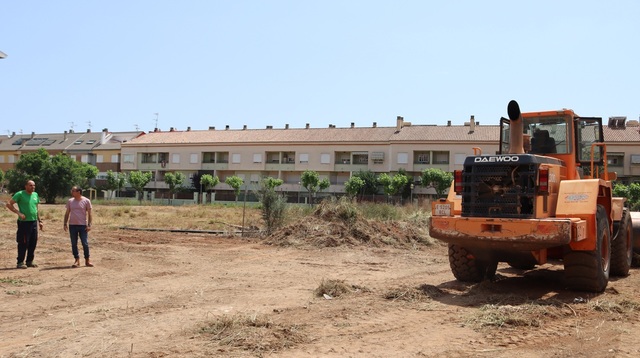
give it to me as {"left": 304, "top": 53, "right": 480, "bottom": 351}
{"left": 69, "top": 121, "right": 76, "bottom": 131}
{"left": 134, "top": 124, "right": 140, "bottom": 131}
{"left": 153, "top": 113, "right": 159, "bottom": 129}
{"left": 86, "top": 121, "right": 92, "bottom": 129}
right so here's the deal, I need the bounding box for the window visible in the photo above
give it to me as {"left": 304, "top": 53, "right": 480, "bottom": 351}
{"left": 607, "top": 153, "right": 624, "bottom": 167}
{"left": 320, "top": 153, "right": 330, "bottom": 164}
{"left": 111, "top": 154, "right": 119, "bottom": 163}
{"left": 141, "top": 153, "right": 157, "bottom": 163}
{"left": 433, "top": 151, "right": 449, "bottom": 164}
{"left": 123, "top": 154, "right": 135, "bottom": 163}
{"left": 250, "top": 174, "right": 260, "bottom": 184}
{"left": 0, "top": 155, "right": 4, "bottom": 163}
{"left": 414, "top": 151, "right": 430, "bottom": 164}
{"left": 353, "top": 152, "right": 368, "bottom": 164}
{"left": 299, "top": 153, "right": 309, "bottom": 163}
{"left": 371, "top": 152, "right": 384, "bottom": 164}
{"left": 397, "top": 152, "right": 408, "bottom": 164}
{"left": 190, "top": 153, "right": 198, "bottom": 164}
{"left": 172, "top": 154, "right": 181, "bottom": 164}
{"left": 253, "top": 153, "right": 262, "bottom": 163}
{"left": 631, "top": 154, "right": 640, "bottom": 164}
{"left": 74, "top": 140, "right": 83, "bottom": 145}
{"left": 203, "top": 152, "right": 215, "bottom": 163}
{"left": 232, "top": 153, "right": 241, "bottom": 164}
{"left": 81, "top": 155, "right": 89, "bottom": 163}
{"left": 96, "top": 155, "right": 104, "bottom": 163}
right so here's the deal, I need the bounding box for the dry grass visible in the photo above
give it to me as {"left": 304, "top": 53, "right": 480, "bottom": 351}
{"left": 199, "top": 312, "right": 308, "bottom": 354}
{"left": 313, "top": 278, "right": 370, "bottom": 298}
{"left": 467, "top": 302, "right": 569, "bottom": 328}
{"left": 384, "top": 284, "right": 444, "bottom": 302}
{"left": 17, "top": 204, "right": 264, "bottom": 232}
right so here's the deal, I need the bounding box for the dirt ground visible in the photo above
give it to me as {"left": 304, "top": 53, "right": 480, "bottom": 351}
{"left": 1, "top": 204, "right": 639, "bottom": 357}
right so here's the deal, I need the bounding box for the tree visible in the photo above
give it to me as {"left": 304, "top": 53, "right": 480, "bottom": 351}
{"left": 200, "top": 174, "right": 220, "bottom": 203}
{"left": 0, "top": 168, "right": 5, "bottom": 192}
{"left": 106, "top": 170, "right": 127, "bottom": 198}
{"left": 344, "top": 176, "right": 365, "bottom": 199}
{"left": 6, "top": 148, "right": 98, "bottom": 203}
{"left": 225, "top": 176, "right": 244, "bottom": 202}
{"left": 301, "top": 170, "right": 330, "bottom": 205}
{"left": 255, "top": 177, "right": 286, "bottom": 235}
{"left": 353, "top": 170, "right": 379, "bottom": 196}
{"left": 614, "top": 182, "right": 640, "bottom": 211}
{"left": 421, "top": 168, "right": 453, "bottom": 197}
{"left": 163, "top": 172, "right": 186, "bottom": 202}
{"left": 377, "top": 172, "right": 408, "bottom": 202}
{"left": 128, "top": 171, "right": 153, "bottom": 202}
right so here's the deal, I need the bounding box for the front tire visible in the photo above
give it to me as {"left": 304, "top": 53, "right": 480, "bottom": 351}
{"left": 448, "top": 244, "right": 497, "bottom": 282}
{"left": 564, "top": 205, "right": 611, "bottom": 292}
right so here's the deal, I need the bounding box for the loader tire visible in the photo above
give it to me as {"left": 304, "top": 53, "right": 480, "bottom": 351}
{"left": 611, "top": 208, "right": 632, "bottom": 276}
{"left": 448, "top": 244, "right": 496, "bottom": 282}
{"left": 564, "top": 205, "right": 611, "bottom": 292}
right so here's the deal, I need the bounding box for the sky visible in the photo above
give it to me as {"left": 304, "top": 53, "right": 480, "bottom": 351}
{"left": 1, "top": 1, "right": 639, "bottom": 135}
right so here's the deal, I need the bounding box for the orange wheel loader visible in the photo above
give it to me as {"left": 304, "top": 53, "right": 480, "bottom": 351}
{"left": 429, "top": 100, "right": 639, "bottom": 292}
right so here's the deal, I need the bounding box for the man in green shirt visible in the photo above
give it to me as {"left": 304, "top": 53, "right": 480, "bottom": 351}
{"left": 5, "top": 180, "right": 44, "bottom": 269}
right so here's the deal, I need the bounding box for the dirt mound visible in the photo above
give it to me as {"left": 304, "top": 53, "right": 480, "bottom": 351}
{"left": 265, "top": 200, "right": 433, "bottom": 248}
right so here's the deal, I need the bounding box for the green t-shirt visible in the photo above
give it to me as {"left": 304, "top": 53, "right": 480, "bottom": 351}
{"left": 12, "top": 190, "right": 40, "bottom": 221}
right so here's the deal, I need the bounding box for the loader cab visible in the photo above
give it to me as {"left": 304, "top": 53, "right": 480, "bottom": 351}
{"left": 500, "top": 112, "right": 572, "bottom": 156}
{"left": 499, "top": 109, "right": 604, "bottom": 180}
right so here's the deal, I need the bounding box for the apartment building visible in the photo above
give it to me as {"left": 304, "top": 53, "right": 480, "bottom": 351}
{"left": 0, "top": 129, "right": 143, "bottom": 183}
{"left": 119, "top": 116, "right": 640, "bottom": 196}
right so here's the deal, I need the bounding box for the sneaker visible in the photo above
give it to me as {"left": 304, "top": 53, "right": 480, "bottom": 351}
{"left": 16, "top": 263, "right": 27, "bottom": 269}
{"left": 26, "top": 262, "right": 38, "bottom": 268}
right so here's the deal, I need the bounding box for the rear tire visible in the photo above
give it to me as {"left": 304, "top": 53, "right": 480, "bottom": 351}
{"left": 611, "top": 208, "right": 632, "bottom": 276}
{"left": 564, "top": 205, "right": 611, "bottom": 292}
{"left": 448, "top": 244, "right": 497, "bottom": 282}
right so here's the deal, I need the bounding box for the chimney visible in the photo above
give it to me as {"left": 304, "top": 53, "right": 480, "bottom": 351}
{"left": 396, "top": 116, "right": 404, "bottom": 131}
{"left": 63, "top": 131, "right": 67, "bottom": 141}
{"left": 86, "top": 129, "right": 91, "bottom": 133}
{"left": 373, "top": 122, "right": 377, "bottom": 128}
{"left": 170, "top": 127, "right": 175, "bottom": 132}
{"left": 328, "top": 124, "right": 333, "bottom": 128}
{"left": 243, "top": 125, "right": 247, "bottom": 130}
{"left": 447, "top": 120, "right": 451, "bottom": 126}
{"left": 225, "top": 125, "right": 230, "bottom": 130}
{"left": 100, "top": 128, "right": 108, "bottom": 145}
{"left": 209, "top": 126, "right": 215, "bottom": 130}
{"left": 469, "top": 115, "right": 475, "bottom": 133}
{"left": 187, "top": 127, "right": 191, "bottom": 131}
{"left": 350, "top": 122, "right": 355, "bottom": 128}
{"left": 31, "top": 131, "right": 35, "bottom": 139}
{"left": 305, "top": 123, "right": 310, "bottom": 129}
{"left": 285, "top": 124, "right": 289, "bottom": 129}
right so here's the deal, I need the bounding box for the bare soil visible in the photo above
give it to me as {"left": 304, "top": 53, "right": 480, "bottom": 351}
{"left": 1, "top": 205, "right": 639, "bottom": 357}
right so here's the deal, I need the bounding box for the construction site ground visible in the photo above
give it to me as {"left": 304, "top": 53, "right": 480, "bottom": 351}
{"left": 1, "top": 204, "right": 639, "bottom": 357}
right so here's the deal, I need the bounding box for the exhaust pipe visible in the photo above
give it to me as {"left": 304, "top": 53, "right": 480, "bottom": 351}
{"left": 507, "top": 100, "right": 525, "bottom": 154}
